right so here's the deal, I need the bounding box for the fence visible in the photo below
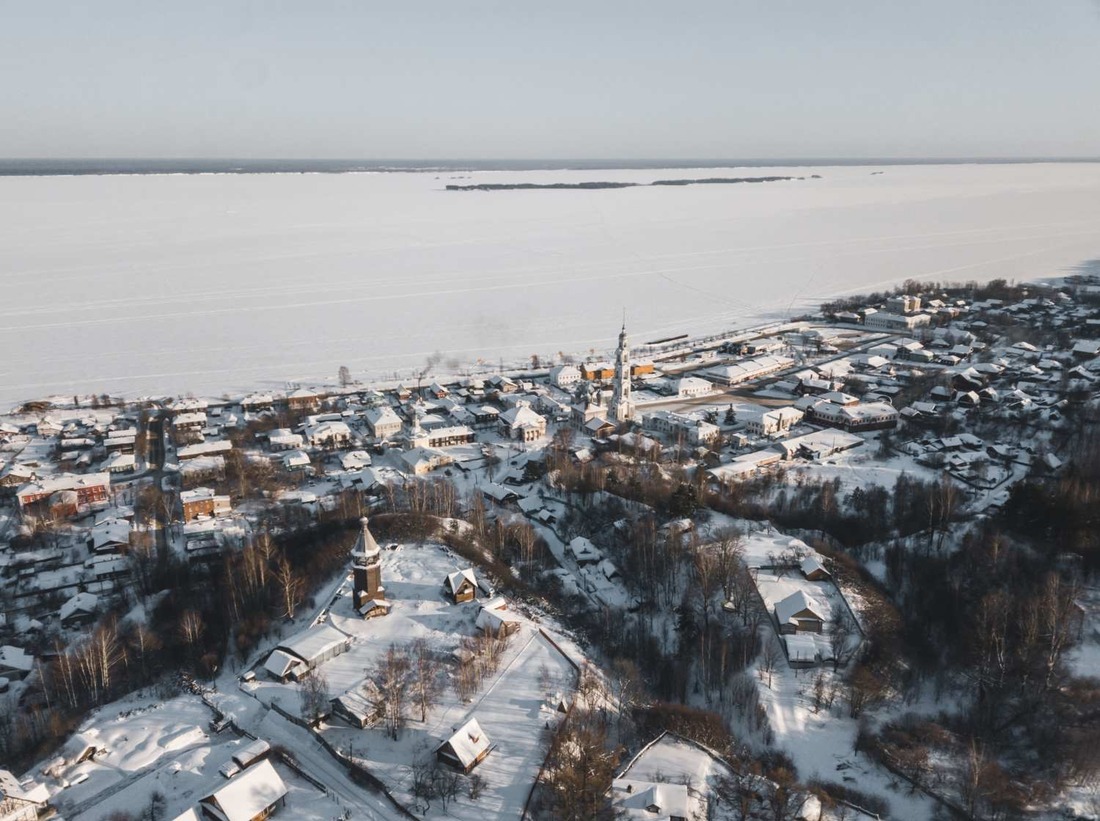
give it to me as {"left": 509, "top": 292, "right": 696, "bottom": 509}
{"left": 519, "top": 629, "right": 584, "bottom": 820}
{"left": 268, "top": 700, "right": 419, "bottom": 819}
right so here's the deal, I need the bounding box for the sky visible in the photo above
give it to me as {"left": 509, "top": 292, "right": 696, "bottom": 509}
{"left": 1, "top": 1, "right": 1099, "bottom": 160}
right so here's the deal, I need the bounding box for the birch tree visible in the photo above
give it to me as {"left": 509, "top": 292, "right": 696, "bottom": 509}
{"left": 409, "top": 638, "right": 443, "bottom": 722}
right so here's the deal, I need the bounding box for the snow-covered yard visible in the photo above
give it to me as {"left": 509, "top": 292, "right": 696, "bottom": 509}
{"left": 754, "top": 570, "right": 861, "bottom": 665}
{"left": 617, "top": 733, "right": 735, "bottom": 820}
{"left": 757, "top": 663, "right": 938, "bottom": 821}
{"left": 36, "top": 694, "right": 343, "bottom": 821}
{"left": 240, "top": 540, "right": 579, "bottom": 819}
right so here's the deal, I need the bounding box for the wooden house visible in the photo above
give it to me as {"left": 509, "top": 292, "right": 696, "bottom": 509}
{"left": 199, "top": 759, "right": 287, "bottom": 821}
{"left": 445, "top": 568, "right": 478, "bottom": 603}
{"left": 774, "top": 591, "right": 825, "bottom": 634}
{"left": 436, "top": 718, "right": 491, "bottom": 773}
{"left": 799, "top": 556, "right": 831, "bottom": 581}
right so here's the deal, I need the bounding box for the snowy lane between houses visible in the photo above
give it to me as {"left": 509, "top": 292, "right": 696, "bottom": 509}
{"left": 3, "top": 163, "right": 1100, "bottom": 406}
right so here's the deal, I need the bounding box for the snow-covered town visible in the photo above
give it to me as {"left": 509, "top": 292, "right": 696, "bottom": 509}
{"left": 2, "top": 273, "right": 1100, "bottom": 821}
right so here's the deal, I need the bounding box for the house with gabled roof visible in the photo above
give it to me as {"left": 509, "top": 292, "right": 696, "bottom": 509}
{"left": 799, "top": 555, "right": 830, "bottom": 581}
{"left": 567, "top": 536, "right": 602, "bottom": 566}
{"left": 263, "top": 624, "right": 350, "bottom": 682}
{"left": 436, "top": 718, "right": 491, "bottom": 773}
{"left": 0, "top": 645, "right": 34, "bottom": 680}
{"left": 304, "top": 420, "right": 352, "bottom": 450}
{"left": 445, "top": 568, "right": 478, "bottom": 603}
{"left": 585, "top": 417, "right": 615, "bottom": 438}
{"left": 331, "top": 680, "right": 384, "bottom": 729}
{"left": 88, "top": 516, "right": 132, "bottom": 554}
{"left": 0, "top": 767, "right": 48, "bottom": 821}
{"left": 199, "top": 758, "right": 287, "bottom": 821}
{"left": 499, "top": 403, "right": 547, "bottom": 442}
{"left": 774, "top": 590, "right": 825, "bottom": 634}
{"left": 285, "top": 388, "right": 321, "bottom": 412}
{"left": 476, "top": 604, "right": 522, "bottom": 636}
{"left": 611, "top": 779, "right": 690, "bottom": 821}
{"left": 59, "top": 592, "right": 99, "bottom": 627}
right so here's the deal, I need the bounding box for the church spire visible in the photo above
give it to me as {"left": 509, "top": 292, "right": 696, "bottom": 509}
{"left": 611, "top": 316, "right": 634, "bottom": 424}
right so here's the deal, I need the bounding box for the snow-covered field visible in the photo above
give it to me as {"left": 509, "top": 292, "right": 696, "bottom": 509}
{"left": 3, "top": 162, "right": 1100, "bottom": 408}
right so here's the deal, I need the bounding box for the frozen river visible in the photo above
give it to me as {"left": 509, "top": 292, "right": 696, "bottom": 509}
{"left": 2, "top": 162, "right": 1100, "bottom": 407}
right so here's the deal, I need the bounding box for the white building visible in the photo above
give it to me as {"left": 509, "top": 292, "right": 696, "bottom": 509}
{"left": 400, "top": 447, "right": 453, "bottom": 475}
{"left": 642, "top": 411, "right": 719, "bottom": 446}
{"left": 809, "top": 400, "right": 899, "bottom": 432}
{"left": 304, "top": 420, "right": 352, "bottom": 449}
{"left": 675, "top": 376, "right": 713, "bottom": 398}
{"left": 864, "top": 311, "right": 931, "bottom": 332}
{"left": 499, "top": 403, "right": 548, "bottom": 442}
{"left": 365, "top": 406, "right": 403, "bottom": 440}
{"left": 409, "top": 424, "right": 475, "bottom": 449}
{"left": 703, "top": 354, "right": 794, "bottom": 386}
{"left": 548, "top": 364, "right": 582, "bottom": 388}
{"left": 267, "top": 428, "right": 304, "bottom": 451}
{"left": 885, "top": 294, "right": 921, "bottom": 314}
{"left": 743, "top": 406, "right": 804, "bottom": 438}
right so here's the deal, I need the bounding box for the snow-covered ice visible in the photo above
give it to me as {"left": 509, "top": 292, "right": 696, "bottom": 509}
{"left": 3, "top": 163, "right": 1100, "bottom": 407}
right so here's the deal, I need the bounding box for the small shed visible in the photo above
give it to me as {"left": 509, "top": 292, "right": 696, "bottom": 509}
{"left": 358, "top": 597, "right": 392, "bottom": 619}
{"left": 799, "top": 556, "right": 830, "bottom": 581}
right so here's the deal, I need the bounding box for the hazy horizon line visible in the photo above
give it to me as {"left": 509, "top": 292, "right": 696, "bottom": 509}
{"left": 2, "top": 155, "right": 1100, "bottom": 178}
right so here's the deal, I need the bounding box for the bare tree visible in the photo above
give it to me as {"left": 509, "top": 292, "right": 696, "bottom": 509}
{"left": 759, "top": 635, "right": 783, "bottom": 690}
{"left": 469, "top": 772, "right": 485, "bottom": 800}
{"left": 68, "top": 619, "right": 127, "bottom": 706}
{"left": 178, "top": 609, "right": 205, "bottom": 667}
{"left": 409, "top": 638, "right": 443, "bottom": 722}
{"left": 374, "top": 643, "right": 411, "bottom": 739}
{"left": 431, "top": 764, "right": 463, "bottom": 811}
{"left": 127, "top": 528, "right": 158, "bottom": 600}
{"left": 542, "top": 715, "right": 623, "bottom": 821}
{"left": 273, "top": 556, "right": 303, "bottom": 620}
{"left": 127, "top": 623, "right": 162, "bottom": 683}
{"left": 298, "top": 670, "right": 330, "bottom": 726}
{"left": 713, "top": 528, "right": 746, "bottom": 603}
{"left": 829, "top": 609, "right": 859, "bottom": 671}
